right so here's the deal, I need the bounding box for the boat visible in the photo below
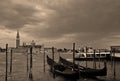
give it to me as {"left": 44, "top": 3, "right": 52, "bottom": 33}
{"left": 110, "top": 46, "right": 120, "bottom": 61}
{"left": 75, "top": 52, "right": 111, "bottom": 61}
{"left": 74, "top": 52, "right": 111, "bottom": 61}
{"left": 46, "top": 55, "right": 79, "bottom": 79}
{"left": 111, "top": 52, "right": 120, "bottom": 61}
{"left": 59, "top": 56, "right": 107, "bottom": 77}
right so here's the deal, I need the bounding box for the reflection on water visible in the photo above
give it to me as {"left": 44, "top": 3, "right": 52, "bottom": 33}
{"left": 0, "top": 52, "right": 120, "bottom": 81}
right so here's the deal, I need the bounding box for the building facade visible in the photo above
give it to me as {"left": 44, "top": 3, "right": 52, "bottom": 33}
{"left": 13, "top": 31, "right": 43, "bottom": 53}
{"left": 16, "top": 30, "right": 20, "bottom": 48}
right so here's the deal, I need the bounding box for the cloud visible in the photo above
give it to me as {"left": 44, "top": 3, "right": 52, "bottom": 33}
{"left": 0, "top": 0, "right": 120, "bottom": 48}
{"left": 21, "top": 1, "right": 120, "bottom": 37}
{"left": 0, "top": 0, "right": 40, "bottom": 29}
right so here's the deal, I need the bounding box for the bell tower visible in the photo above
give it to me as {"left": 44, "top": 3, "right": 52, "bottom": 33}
{"left": 16, "top": 30, "right": 20, "bottom": 48}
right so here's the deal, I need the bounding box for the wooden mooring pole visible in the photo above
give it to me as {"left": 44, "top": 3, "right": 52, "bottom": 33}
{"left": 93, "top": 49, "right": 96, "bottom": 69}
{"left": 52, "top": 47, "right": 55, "bottom": 78}
{"left": 110, "top": 49, "right": 113, "bottom": 68}
{"left": 43, "top": 48, "right": 45, "bottom": 72}
{"left": 113, "top": 49, "right": 116, "bottom": 79}
{"left": 27, "top": 49, "right": 29, "bottom": 74}
{"left": 5, "top": 44, "right": 8, "bottom": 81}
{"left": 73, "top": 43, "right": 75, "bottom": 66}
{"left": 10, "top": 49, "right": 13, "bottom": 74}
{"left": 29, "top": 47, "right": 33, "bottom": 80}
{"left": 98, "top": 49, "right": 101, "bottom": 68}
{"left": 85, "top": 47, "right": 88, "bottom": 68}
{"left": 52, "top": 47, "right": 54, "bottom": 63}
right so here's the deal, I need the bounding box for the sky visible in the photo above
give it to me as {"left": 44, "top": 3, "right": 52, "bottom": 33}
{"left": 0, "top": 0, "right": 120, "bottom": 49}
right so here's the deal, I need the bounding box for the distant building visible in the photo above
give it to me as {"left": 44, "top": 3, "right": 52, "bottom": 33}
{"left": 13, "top": 31, "right": 43, "bottom": 53}
{"left": 16, "top": 30, "right": 20, "bottom": 48}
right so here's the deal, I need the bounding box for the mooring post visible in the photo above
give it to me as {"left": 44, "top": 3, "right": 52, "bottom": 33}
{"left": 52, "top": 47, "right": 55, "bottom": 78}
{"left": 98, "top": 49, "right": 101, "bottom": 68}
{"left": 10, "top": 49, "right": 13, "bottom": 74}
{"left": 5, "top": 44, "right": 8, "bottom": 81}
{"left": 43, "top": 48, "right": 45, "bottom": 72}
{"left": 73, "top": 43, "right": 75, "bottom": 68}
{"left": 113, "top": 49, "right": 116, "bottom": 79}
{"left": 30, "top": 47, "right": 33, "bottom": 70}
{"left": 26, "top": 49, "right": 29, "bottom": 74}
{"left": 29, "top": 47, "right": 33, "bottom": 80}
{"left": 52, "top": 47, "right": 54, "bottom": 63}
{"left": 111, "top": 50, "right": 113, "bottom": 69}
{"left": 85, "top": 47, "right": 88, "bottom": 68}
{"left": 93, "top": 49, "right": 96, "bottom": 69}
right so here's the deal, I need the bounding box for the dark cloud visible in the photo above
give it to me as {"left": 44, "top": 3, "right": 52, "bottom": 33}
{"left": 0, "top": 0, "right": 120, "bottom": 48}
{"left": 27, "top": 0, "right": 120, "bottom": 48}
{"left": 25, "top": 0, "right": 120, "bottom": 39}
{"left": 0, "top": 0, "right": 40, "bottom": 29}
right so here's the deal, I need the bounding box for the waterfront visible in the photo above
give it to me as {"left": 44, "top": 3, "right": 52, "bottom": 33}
{"left": 0, "top": 52, "right": 120, "bottom": 81}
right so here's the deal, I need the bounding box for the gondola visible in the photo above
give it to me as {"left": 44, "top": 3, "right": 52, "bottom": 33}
{"left": 46, "top": 55, "right": 79, "bottom": 80}
{"left": 59, "top": 56, "right": 107, "bottom": 77}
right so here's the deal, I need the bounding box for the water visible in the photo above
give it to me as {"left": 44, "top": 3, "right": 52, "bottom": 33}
{"left": 0, "top": 52, "right": 120, "bottom": 81}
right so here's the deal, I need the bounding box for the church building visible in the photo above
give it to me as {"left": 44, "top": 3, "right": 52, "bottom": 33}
{"left": 12, "top": 31, "right": 43, "bottom": 54}
{"left": 16, "top": 30, "right": 20, "bottom": 48}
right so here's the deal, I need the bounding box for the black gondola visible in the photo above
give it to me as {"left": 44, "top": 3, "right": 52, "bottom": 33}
{"left": 46, "top": 55, "right": 79, "bottom": 80}
{"left": 59, "top": 56, "right": 107, "bottom": 77}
